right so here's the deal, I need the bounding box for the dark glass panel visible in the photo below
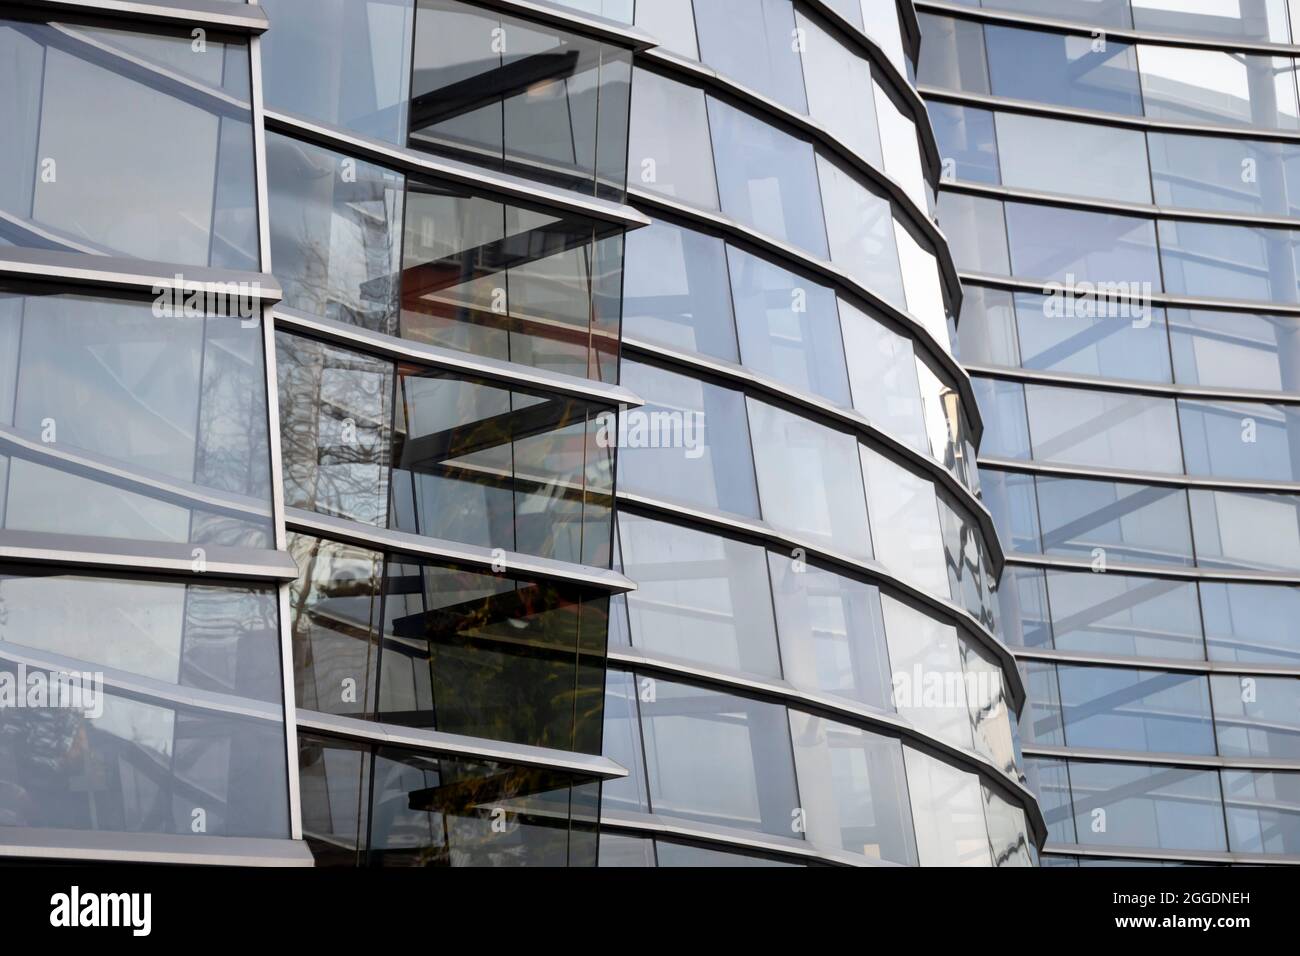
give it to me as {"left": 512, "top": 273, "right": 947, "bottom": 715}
{"left": 408, "top": 0, "right": 631, "bottom": 198}
{"left": 376, "top": 556, "right": 607, "bottom": 752}
{"left": 389, "top": 366, "right": 613, "bottom": 566}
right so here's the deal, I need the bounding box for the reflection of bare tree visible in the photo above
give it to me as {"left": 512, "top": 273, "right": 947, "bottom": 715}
{"left": 277, "top": 333, "right": 394, "bottom": 527}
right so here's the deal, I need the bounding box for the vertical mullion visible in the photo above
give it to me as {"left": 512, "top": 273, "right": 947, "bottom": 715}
{"left": 247, "top": 12, "right": 304, "bottom": 843}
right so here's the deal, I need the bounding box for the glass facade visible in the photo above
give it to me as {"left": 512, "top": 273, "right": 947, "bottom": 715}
{"left": 926, "top": 2, "right": 1300, "bottom": 866}
{"left": 0, "top": 0, "right": 1053, "bottom": 869}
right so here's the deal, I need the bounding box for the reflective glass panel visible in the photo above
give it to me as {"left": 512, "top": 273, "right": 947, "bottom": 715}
{"left": 748, "top": 399, "right": 872, "bottom": 560}
{"left": 1057, "top": 665, "right": 1216, "bottom": 755}
{"left": 693, "top": 0, "right": 807, "bottom": 112}
{"left": 768, "top": 552, "right": 892, "bottom": 711}
{"left": 903, "top": 748, "right": 992, "bottom": 866}
{"left": 617, "top": 360, "right": 759, "bottom": 518}
{"left": 711, "top": 98, "right": 828, "bottom": 258}
{"left": 985, "top": 25, "right": 1144, "bottom": 115}
{"left": 1213, "top": 674, "right": 1300, "bottom": 760}
{"left": 1036, "top": 477, "right": 1194, "bottom": 566}
{"left": 639, "top": 678, "right": 801, "bottom": 837}
{"left": 0, "top": 19, "right": 257, "bottom": 268}
{"left": 261, "top": 0, "right": 414, "bottom": 145}
{"left": 789, "top": 712, "right": 918, "bottom": 863}
{"left": 618, "top": 511, "right": 780, "bottom": 677}
{"left": 1068, "top": 760, "right": 1227, "bottom": 852}
{"left": 409, "top": 0, "right": 632, "bottom": 198}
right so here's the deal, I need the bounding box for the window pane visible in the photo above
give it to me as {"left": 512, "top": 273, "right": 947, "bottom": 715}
{"left": 261, "top": 0, "right": 413, "bottom": 145}
{"left": 267, "top": 131, "right": 403, "bottom": 334}
{"left": 622, "top": 219, "right": 737, "bottom": 361}
{"left": 768, "top": 552, "right": 892, "bottom": 710}
{"left": 985, "top": 25, "right": 1143, "bottom": 115}
{"left": 0, "top": 20, "right": 257, "bottom": 268}
{"left": 633, "top": 0, "right": 698, "bottom": 59}
{"left": 1036, "top": 477, "right": 1194, "bottom": 566}
{"left": 693, "top": 0, "right": 807, "bottom": 112}
{"left": 409, "top": 0, "right": 632, "bottom": 197}
{"left": 367, "top": 747, "right": 588, "bottom": 865}
{"left": 1068, "top": 760, "right": 1227, "bottom": 852}
{"left": 895, "top": 219, "right": 952, "bottom": 352}
{"left": 1024, "top": 757, "right": 1077, "bottom": 845}
{"left": 873, "top": 82, "right": 929, "bottom": 214}
{"left": 789, "top": 712, "right": 917, "bottom": 863}
{"left": 995, "top": 112, "right": 1151, "bottom": 204}
{"left": 971, "top": 377, "right": 1030, "bottom": 460}
{"left": 287, "top": 533, "right": 383, "bottom": 717}
{"left": 0, "top": 664, "right": 289, "bottom": 839}
{"left": 1057, "top": 665, "right": 1216, "bottom": 755}
{"left": 861, "top": 447, "right": 948, "bottom": 596}
{"left": 1222, "top": 770, "right": 1300, "bottom": 855}
{"left": 617, "top": 360, "right": 759, "bottom": 517}
{"left": 1149, "top": 132, "right": 1300, "bottom": 218}
{"left": 0, "top": 289, "right": 272, "bottom": 550}
{"left": 1024, "top": 384, "right": 1183, "bottom": 474}
{"left": 1005, "top": 203, "right": 1162, "bottom": 289}
{"left": 400, "top": 183, "right": 625, "bottom": 382}
{"left": 1168, "top": 308, "right": 1300, "bottom": 392}
{"left": 1213, "top": 674, "right": 1300, "bottom": 760}
{"left": 389, "top": 369, "right": 613, "bottom": 566}
{"left": 936, "top": 192, "right": 1009, "bottom": 276}
{"left": 0, "top": 572, "right": 280, "bottom": 701}
{"left": 962, "top": 639, "right": 1017, "bottom": 774}
{"left": 640, "top": 678, "right": 800, "bottom": 837}
{"left": 916, "top": 13, "right": 990, "bottom": 95}
{"left": 729, "top": 247, "right": 850, "bottom": 405}
{"left": 840, "top": 300, "right": 928, "bottom": 452}
{"left": 929, "top": 102, "right": 1000, "bottom": 185}
{"left": 1202, "top": 581, "right": 1300, "bottom": 664}
{"left": 1045, "top": 570, "right": 1206, "bottom": 660}
{"left": 1158, "top": 219, "right": 1300, "bottom": 304}
{"left": 1189, "top": 488, "right": 1300, "bottom": 572}
{"left": 903, "top": 748, "right": 992, "bottom": 866}
{"left": 601, "top": 670, "right": 650, "bottom": 812}
{"left": 798, "top": 10, "right": 882, "bottom": 169}
{"left": 980, "top": 0, "right": 1132, "bottom": 28}
{"left": 980, "top": 468, "right": 1041, "bottom": 553}
{"left": 626, "top": 69, "right": 717, "bottom": 208}
{"left": 984, "top": 785, "right": 1035, "bottom": 866}
{"left": 711, "top": 98, "right": 828, "bottom": 257}
{"left": 747, "top": 398, "right": 872, "bottom": 560}
{"left": 1180, "top": 399, "right": 1300, "bottom": 481}
{"left": 619, "top": 512, "right": 780, "bottom": 677}
{"left": 377, "top": 557, "right": 607, "bottom": 751}
{"left": 818, "top": 154, "right": 903, "bottom": 304}
{"left": 883, "top": 595, "right": 971, "bottom": 749}
{"left": 298, "top": 734, "right": 370, "bottom": 866}
{"left": 1015, "top": 292, "right": 1171, "bottom": 383}
{"left": 1138, "top": 46, "right": 1300, "bottom": 130}
{"left": 1131, "top": 0, "right": 1291, "bottom": 43}
{"left": 956, "top": 286, "right": 1018, "bottom": 367}
{"left": 276, "top": 334, "right": 394, "bottom": 527}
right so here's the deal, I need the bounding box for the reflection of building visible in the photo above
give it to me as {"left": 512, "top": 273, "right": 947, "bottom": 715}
{"left": 0, "top": 0, "right": 1040, "bottom": 867}
{"left": 920, "top": 0, "right": 1300, "bottom": 865}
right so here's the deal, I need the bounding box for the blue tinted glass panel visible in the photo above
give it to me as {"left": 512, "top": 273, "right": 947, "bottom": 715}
{"left": 1037, "top": 477, "right": 1194, "bottom": 566}
{"left": 1057, "top": 665, "right": 1215, "bottom": 755}
{"left": 985, "top": 25, "right": 1143, "bottom": 115}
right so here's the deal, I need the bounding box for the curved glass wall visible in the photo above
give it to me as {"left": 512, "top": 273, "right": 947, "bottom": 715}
{"left": 924, "top": 3, "right": 1300, "bottom": 866}
{"left": 601, "top": 0, "right": 1038, "bottom": 866}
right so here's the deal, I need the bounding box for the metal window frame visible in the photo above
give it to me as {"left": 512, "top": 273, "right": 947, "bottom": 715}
{"left": 5, "top": 0, "right": 271, "bottom": 33}
{"left": 627, "top": 187, "right": 986, "bottom": 443}
{"left": 615, "top": 490, "right": 1025, "bottom": 708}
{"left": 297, "top": 709, "right": 630, "bottom": 780}
{"left": 606, "top": 648, "right": 1047, "bottom": 844}
{"left": 624, "top": 336, "right": 1002, "bottom": 569}
{"left": 285, "top": 507, "right": 635, "bottom": 593}
{"left": 274, "top": 305, "right": 642, "bottom": 409}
